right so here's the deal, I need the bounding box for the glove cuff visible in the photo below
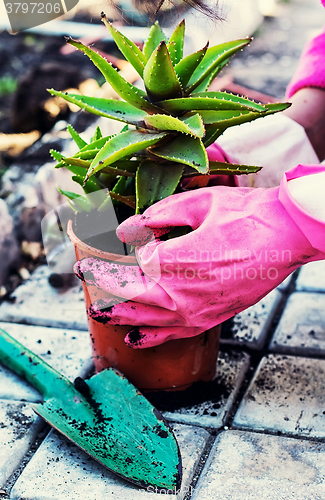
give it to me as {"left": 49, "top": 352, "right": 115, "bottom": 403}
{"left": 286, "top": 30, "right": 325, "bottom": 98}
{"left": 279, "top": 164, "right": 325, "bottom": 253}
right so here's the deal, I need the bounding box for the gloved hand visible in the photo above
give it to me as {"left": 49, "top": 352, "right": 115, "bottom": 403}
{"left": 74, "top": 164, "right": 325, "bottom": 349}
{"left": 286, "top": 26, "right": 325, "bottom": 98}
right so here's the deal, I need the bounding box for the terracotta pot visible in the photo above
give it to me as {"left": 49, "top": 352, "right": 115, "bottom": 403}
{"left": 67, "top": 220, "right": 221, "bottom": 391}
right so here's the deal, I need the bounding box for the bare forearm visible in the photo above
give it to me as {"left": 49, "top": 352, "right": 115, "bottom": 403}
{"left": 284, "top": 87, "right": 325, "bottom": 162}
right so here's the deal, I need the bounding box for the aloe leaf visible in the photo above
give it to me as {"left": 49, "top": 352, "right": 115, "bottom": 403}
{"left": 57, "top": 188, "right": 92, "bottom": 212}
{"left": 48, "top": 91, "right": 147, "bottom": 126}
{"left": 202, "top": 102, "right": 290, "bottom": 147}
{"left": 193, "top": 59, "right": 228, "bottom": 93}
{"left": 66, "top": 38, "right": 162, "bottom": 114}
{"left": 112, "top": 175, "right": 126, "bottom": 195}
{"left": 143, "top": 41, "right": 183, "bottom": 102}
{"left": 203, "top": 126, "right": 225, "bottom": 147}
{"left": 186, "top": 39, "right": 251, "bottom": 94}
{"left": 109, "top": 192, "right": 136, "bottom": 209}
{"left": 194, "top": 108, "right": 263, "bottom": 126}
{"left": 159, "top": 92, "right": 266, "bottom": 114}
{"left": 166, "top": 41, "right": 177, "bottom": 66}
{"left": 194, "top": 92, "right": 264, "bottom": 111}
{"left": 100, "top": 164, "right": 136, "bottom": 177}
{"left": 91, "top": 125, "right": 102, "bottom": 142}
{"left": 181, "top": 114, "right": 205, "bottom": 138}
{"left": 73, "top": 149, "right": 103, "bottom": 161}
{"left": 63, "top": 157, "right": 91, "bottom": 168}
{"left": 50, "top": 149, "right": 64, "bottom": 162}
{"left": 76, "top": 135, "right": 115, "bottom": 154}
{"left": 67, "top": 124, "right": 87, "bottom": 149}
{"left": 150, "top": 135, "right": 208, "bottom": 174}
{"left": 86, "top": 130, "right": 168, "bottom": 179}
{"left": 174, "top": 43, "right": 208, "bottom": 88}
{"left": 168, "top": 19, "right": 185, "bottom": 64}
{"left": 144, "top": 113, "right": 203, "bottom": 137}
{"left": 102, "top": 16, "right": 147, "bottom": 77}
{"left": 208, "top": 161, "right": 262, "bottom": 175}
{"left": 143, "top": 21, "right": 167, "bottom": 59}
{"left": 136, "top": 160, "right": 183, "bottom": 214}
{"left": 264, "top": 102, "right": 291, "bottom": 113}
{"left": 72, "top": 175, "right": 106, "bottom": 196}
{"left": 63, "top": 164, "right": 88, "bottom": 177}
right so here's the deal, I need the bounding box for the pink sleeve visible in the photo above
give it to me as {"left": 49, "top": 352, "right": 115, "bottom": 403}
{"left": 286, "top": 27, "right": 325, "bottom": 98}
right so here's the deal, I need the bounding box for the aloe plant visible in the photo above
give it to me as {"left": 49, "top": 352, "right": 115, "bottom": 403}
{"left": 49, "top": 15, "right": 290, "bottom": 215}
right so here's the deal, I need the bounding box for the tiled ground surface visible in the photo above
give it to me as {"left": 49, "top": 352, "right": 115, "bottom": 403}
{"left": 0, "top": 259, "right": 325, "bottom": 499}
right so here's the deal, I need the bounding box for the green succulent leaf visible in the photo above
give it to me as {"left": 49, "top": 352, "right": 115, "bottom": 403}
{"left": 76, "top": 135, "right": 115, "bottom": 154}
{"left": 91, "top": 125, "right": 102, "bottom": 142}
{"left": 102, "top": 16, "right": 147, "bottom": 77}
{"left": 108, "top": 192, "right": 136, "bottom": 209}
{"left": 181, "top": 114, "right": 205, "bottom": 138}
{"left": 73, "top": 149, "right": 103, "bottom": 161}
{"left": 208, "top": 161, "right": 262, "bottom": 175}
{"left": 174, "top": 43, "right": 208, "bottom": 88}
{"left": 72, "top": 175, "right": 105, "bottom": 195}
{"left": 67, "top": 124, "right": 87, "bottom": 149}
{"left": 202, "top": 126, "right": 225, "bottom": 147}
{"left": 65, "top": 38, "right": 162, "bottom": 114}
{"left": 144, "top": 113, "right": 204, "bottom": 137}
{"left": 143, "top": 21, "right": 167, "bottom": 59}
{"left": 186, "top": 39, "right": 251, "bottom": 94}
{"left": 136, "top": 160, "right": 183, "bottom": 214}
{"left": 62, "top": 157, "right": 91, "bottom": 168}
{"left": 143, "top": 41, "right": 183, "bottom": 102}
{"left": 193, "top": 108, "right": 264, "bottom": 126}
{"left": 193, "top": 59, "right": 228, "bottom": 93}
{"left": 112, "top": 175, "right": 126, "bottom": 195}
{"left": 150, "top": 135, "right": 208, "bottom": 174}
{"left": 48, "top": 91, "right": 147, "bottom": 125}
{"left": 168, "top": 19, "right": 185, "bottom": 64}
{"left": 264, "top": 102, "right": 292, "bottom": 113}
{"left": 57, "top": 188, "right": 92, "bottom": 212}
{"left": 159, "top": 92, "right": 266, "bottom": 114}
{"left": 86, "top": 130, "right": 168, "bottom": 179}
{"left": 50, "top": 149, "right": 64, "bottom": 162}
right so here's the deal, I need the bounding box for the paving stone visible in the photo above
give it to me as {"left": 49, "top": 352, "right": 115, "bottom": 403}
{"left": 162, "top": 351, "right": 250, "bottom": 429}
{"left": 220, "top": 290, "right": 281, "bottom": 350}
{"left": 296, "top": 261, "right": 325, "bottom": 292}
{"left": 0, "top": 266, "right": 87, "bottom": 330}
{"left": 191, "top": 429, "right": 325, "bottom": 500}
{"left": 269, "top": 292, "right": 325, "bottom": 356}
{"left": 10, "top": 423, "right": 209, "bottom": 500}
{"left": 0, "top": 399, "right": 43, "bottom": 487}
{"left": 233, "top": 354, "right": 325, "bottom": 438}
{"left": 0, "top": 322, "right": 92, "bottom": 402}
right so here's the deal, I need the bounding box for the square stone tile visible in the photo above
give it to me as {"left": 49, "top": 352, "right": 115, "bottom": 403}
{"left": 269, "top": 292, "right": 325, "bottom": 356}
{"left": 0, "top": 322, "right": 92, "bottom": 402}
{"left": 296, "top": 261, "right": 325, "bottom": 292}
{"left": 233, "top": 354, "right": 325, "bottom": 438}
{"left": 10, "top": 424, "right": 209, "bottom": 500}
{"left": 220, "top": 290, "right": 281, "bottom": 350}
{"left": 191, "top": 430, "right": 325, "bottom": 500}
{"left": 161, "top": 351, "right": 250, "bottom": 429}
{"left": 0, "top": 399, "right": 43, "bottom": 487}
{"left": 0, "top": 266, "right": 87, "bottom": 330}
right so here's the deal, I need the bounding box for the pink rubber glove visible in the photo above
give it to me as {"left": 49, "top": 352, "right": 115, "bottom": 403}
{"left": 75, "top": 164, "right": 325, "bottom": 349}
{"left": 286, "top": 26, "right": 325, "bottom": 98}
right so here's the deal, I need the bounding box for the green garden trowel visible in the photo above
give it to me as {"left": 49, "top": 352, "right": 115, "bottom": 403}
{"left": 0, "top": 328, "right": 182, "bottom": 491}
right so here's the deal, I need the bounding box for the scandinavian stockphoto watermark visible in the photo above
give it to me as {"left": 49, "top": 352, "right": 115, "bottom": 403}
{"left": 159, "top": 246, "right": 293, "bottom": 284}
{"left": 3, "top": 0, "right": 79, "bottom": 33}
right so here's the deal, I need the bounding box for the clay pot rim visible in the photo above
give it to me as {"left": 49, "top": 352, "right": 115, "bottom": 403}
{"left": 67, "top": 219, "right": 137, "bottom": 264}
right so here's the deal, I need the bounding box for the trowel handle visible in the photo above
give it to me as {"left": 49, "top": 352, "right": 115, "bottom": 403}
{"left": 0, "top": 328, "right": 68, "bottom": 397}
